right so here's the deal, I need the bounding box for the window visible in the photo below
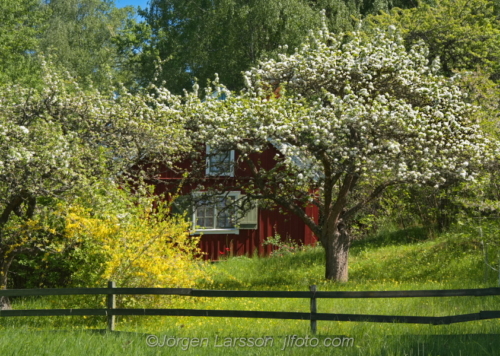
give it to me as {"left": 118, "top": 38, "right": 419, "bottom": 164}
{"left": 193, "top": 192, "right": 239, "bottom": 234}
{"left": 195, "top": 195, "right": 236, "bottom": 230}
{"left": 206, "top": 145, "right": 234, "bottom": 177}
{"left": 191, "top": 192, "right": 258, "bottom": 235}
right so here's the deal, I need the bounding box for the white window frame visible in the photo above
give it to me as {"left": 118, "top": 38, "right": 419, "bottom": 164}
{"left": 205, "top": 145, "right": 235, "bottom": 177}
{"left": 191, "top": 191, "right": 240, "bottom": 235}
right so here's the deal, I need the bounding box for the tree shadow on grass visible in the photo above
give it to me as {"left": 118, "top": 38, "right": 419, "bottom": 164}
{"left": 209, "top": 247, "right": 325, "bottom": 290}
{"left": 351, "top": 227, "right": 430, "bottom": 253}
{"left": 349, "top": 232, "right": 485, "bottom": 283}
{"left": 382, "top": 334, "right": 500, "bottom": 356}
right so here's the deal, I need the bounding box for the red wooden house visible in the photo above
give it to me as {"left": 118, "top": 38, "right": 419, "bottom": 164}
{"left": 154, "top": 144, "right": 318, "bottom": 260}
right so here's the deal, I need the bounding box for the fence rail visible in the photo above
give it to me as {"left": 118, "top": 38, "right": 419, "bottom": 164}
{"left": 1, "top": 284, "right": 499, "bottom": 332}
{"left": 2, "top": 287, "right": 500, "bottom": 298}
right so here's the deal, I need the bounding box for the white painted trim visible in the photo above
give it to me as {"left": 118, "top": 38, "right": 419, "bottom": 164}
{"left": 190, "top": 229, "right": 240, "bottom": 235}
{"left": 191, "top": 191, "right": 240, "bottom": 234}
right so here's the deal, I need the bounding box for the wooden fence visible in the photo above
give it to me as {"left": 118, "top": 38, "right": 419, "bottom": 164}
{"left": 1, "top": 282, "right": 500, "bottom": 333}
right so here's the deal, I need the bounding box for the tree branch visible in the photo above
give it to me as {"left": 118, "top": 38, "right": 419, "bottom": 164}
{"left": 343, "top": 180, "right": 399, "bottom": 222}
{"left": 241, "top": 154, "right": 322, "bottom": 237}
{"left": 274, "top": 196, "right": 322, "bottom": 237}
{"left": 0, "top": 196, "right": 23, "bottom": 228}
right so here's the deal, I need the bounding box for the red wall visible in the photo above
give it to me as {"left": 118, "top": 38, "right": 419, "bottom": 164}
{"left": 199, "top": 204, "right": 318, "bottom": 260}
{"left": 153, "top": 144, "right": 319, "bottom": 260}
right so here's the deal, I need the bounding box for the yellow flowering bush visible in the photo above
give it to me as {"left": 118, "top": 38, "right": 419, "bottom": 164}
{"left": 62, "top": 184, "right": 206, "bottom": 307}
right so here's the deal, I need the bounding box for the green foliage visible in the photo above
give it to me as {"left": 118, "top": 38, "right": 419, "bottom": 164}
{"left": 262, "top": 232, "right": 306, "bottom": 257}
{"left": 0, "top": 61, "right": 192, "bottom": 295}
{"left": 0, "top": 0, "right": 137, "bottom": 88}
{"left": 361, "top": 0, "right": 500, "bottom": 235}
{"left": 127, "top": 0, "right": 420, "bottom": 93}
{"left": 363, "top": 184, "right": 464, "bottom": 233}
{"left": 40, "top": 0, "right": 135, "bottom": 88}
{"left": 311, "top": 0, "right": 419, "bottom": 32}
{"left": 366, "top": 0, "right": 500, "bottom": 78}
{"left": 455, "top": 215, "right": 500, "bottom": 246}
{"left": 0, "top": 0, "right": 48, "bottom": 85}
{"left": 187, "top": 24, "right": 493, "bottom": 281}
{"left": 133, "top": 0, "right": 320, "bottom": 93}
{"left": 457, "top": 69, "right": 500, "bottom": 139}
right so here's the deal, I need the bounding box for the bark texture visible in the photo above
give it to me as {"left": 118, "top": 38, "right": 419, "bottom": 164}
{"left": 324, "top": 221, "right": 351, "bottom": 281}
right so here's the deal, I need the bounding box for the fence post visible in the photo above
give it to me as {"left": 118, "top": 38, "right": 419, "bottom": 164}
{"left": 498, "top": 252, "right": 500, "bottom": 287}
{"left": 483, "top": 241, "right": 490, "bottom": 283}
{"left": 310, "top": 285, "right": 317, "bottom": 335}
{"left": 107, "top": 281, "right": 116, "bottom": 331}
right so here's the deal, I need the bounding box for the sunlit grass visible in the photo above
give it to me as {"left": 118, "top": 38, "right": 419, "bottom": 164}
{"left": 1, "top": 226, "right": 499, "bottom": 355}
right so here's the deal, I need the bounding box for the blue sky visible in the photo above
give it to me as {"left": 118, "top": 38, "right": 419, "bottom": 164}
{"left": 115, "top": 0, "right": 150, "bottom": 10}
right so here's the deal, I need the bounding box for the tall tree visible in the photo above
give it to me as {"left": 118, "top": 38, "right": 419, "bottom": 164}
{"left": 133, "top": 0, "right": 321, "bottom": 93}
{"left": 40, "top": 0, "right": 135, "bottom": 87}
{"left": 131, "top": 0, "right": 421, "bottom": 93}
{"left": 0, "top": 0, "right": 48, "bottom": 85}
{"left": 185, "top": 27, "right": 492, "bottom": 281}
{"left": 309, "top": 0, "right": 418, "bottom": 31}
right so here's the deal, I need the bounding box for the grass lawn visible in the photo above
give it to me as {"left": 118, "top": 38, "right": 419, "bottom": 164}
{"left": 1, "top": 226, "right": 499, "bottom": 355}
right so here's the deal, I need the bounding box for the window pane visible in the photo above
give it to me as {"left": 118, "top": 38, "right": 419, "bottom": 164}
{"left": 195, "top": 195, "right": 237, "bottom": 230}
{"left": 216, "top": 196, "right": 235, "bottom": 228}
{"left": 196, "top": 202, "right": 215, "bottom": 228}
{"left": 209, "top": 150, "right": 231, "bottom": 175}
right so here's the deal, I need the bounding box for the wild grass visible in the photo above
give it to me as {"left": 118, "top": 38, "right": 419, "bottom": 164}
{"left": 1, "top": 226, "right": 499, "bottom": 355}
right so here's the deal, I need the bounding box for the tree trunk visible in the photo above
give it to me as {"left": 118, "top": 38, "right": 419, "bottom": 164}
{"left": 0, "top": 253, "right": 15, "bottom": 310}
{"left": 437, "top": 196, "right": 455, "bottom": 233}
{"left": 0, "top": 296, "right": 10, "bottom": 310}
{"left": 324, "top": 223, "right": 351, "bottom": 281}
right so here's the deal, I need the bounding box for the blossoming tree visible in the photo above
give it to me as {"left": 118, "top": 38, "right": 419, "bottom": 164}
{"left": 189, "top": 26, "right": 493, "bottom": 281}
{"left": 0, "top": 63, "right": 190, "bottom": 308}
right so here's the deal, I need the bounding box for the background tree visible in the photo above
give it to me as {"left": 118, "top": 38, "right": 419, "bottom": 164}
{"left": 366, "top": 0, "right": 500, "bottom": 78}
{"left": 0, "top": 0, "right": 48, "bottom": 85}
{"left": 134, "top": 0, "right": 320, "bottom": 93}
{"left": 186, "top": 26, "right": 492, "bottom": 281}
{"left": 124, "top": 0, "right": 420, "bottom": 93}
{"left": 39, "top": 0, "right": 135, "bottom": 87}
{"left": 310, "top": 0, "right": 418, "bottom": 30}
